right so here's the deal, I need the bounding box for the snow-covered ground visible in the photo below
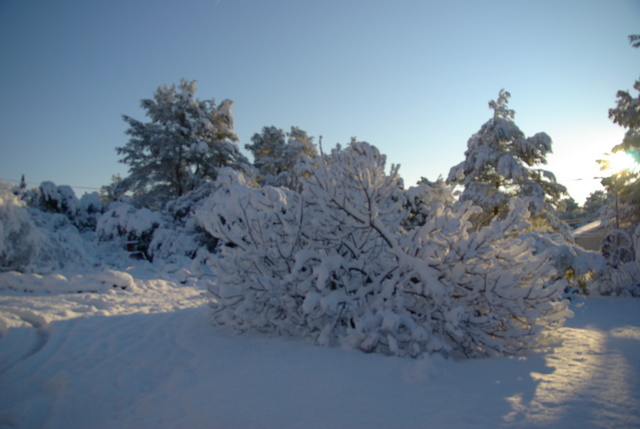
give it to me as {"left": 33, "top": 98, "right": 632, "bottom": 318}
{"left": 1, "top": 263, "right": 639, "bottom": 429}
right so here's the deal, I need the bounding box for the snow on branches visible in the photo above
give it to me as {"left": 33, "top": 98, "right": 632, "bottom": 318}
{"left": 447, "top": 90, "right": 566, "bottom": 230}
{"left": 0, "top": 184, "right": 93, "bottom": 273}
{"left": 117, "top": 79, "right": 249, "bottom": 208}
{"left": 196, "top": 142, "right": 571, "bottom": 359}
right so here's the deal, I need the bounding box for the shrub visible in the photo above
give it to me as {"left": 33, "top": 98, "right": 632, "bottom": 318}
{"left": 196, "top": 143, "right": 572, "bottom": 358}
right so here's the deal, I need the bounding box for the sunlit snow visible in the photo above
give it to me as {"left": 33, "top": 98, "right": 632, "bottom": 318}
{"left": 1, "top": 264, "right": 638, "bottom": 429}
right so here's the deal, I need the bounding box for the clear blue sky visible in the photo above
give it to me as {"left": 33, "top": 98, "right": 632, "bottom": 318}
{"left": 1, "top": 0, "right": 639, "bottom": 203}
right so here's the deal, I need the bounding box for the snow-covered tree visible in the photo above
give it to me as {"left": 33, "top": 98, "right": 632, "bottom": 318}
{"left": 447, "top": 90, "right": 568, "bottom": 233}
{"left": 245, "top": 125, "right": 318, "bottom": 189}
{"left": 117, "top": 79, "right": 248, "bottom": 208}
{"left": 583, "top": 190, "right": 607, "bottom": 219}
{"left": 99, "top": 174, "right": 127, "bottom": 206}
{"left": 245, "top": 126, "right": 285, "bottom": 184}
{"left": 196, "top": 142, "right": 571, "bottom": 359}
{"left": 557, "top": 197, "right": 584, "bottom": 224}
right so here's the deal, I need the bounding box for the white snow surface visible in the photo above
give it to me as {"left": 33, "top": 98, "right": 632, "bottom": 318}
{"left": 1, "top": 262, "right": 639, "bottom": 429}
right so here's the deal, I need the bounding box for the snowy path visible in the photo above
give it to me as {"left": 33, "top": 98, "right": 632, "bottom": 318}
{"left": 0, "top": 272, "right": 639, "bottom": 428}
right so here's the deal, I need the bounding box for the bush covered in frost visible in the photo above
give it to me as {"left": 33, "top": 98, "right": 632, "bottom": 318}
{"left": 196, "top": 143, "right": 572, "bottom": 359}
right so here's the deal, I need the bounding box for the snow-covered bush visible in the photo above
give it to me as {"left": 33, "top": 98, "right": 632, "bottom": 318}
{"left": 521, "top": 231, "right": 605, "bottom": 297}
{"left": 590, "top": 261, "right": 640, "bottom": 296}
{"left": 34, "top": 181, "right": 103, "bottom": 230}
{"left": 195, "top": 168, "right": 307, "bottom": 327}
{"left": 588, "top": 224, "right": 640, "bottom": 296}
{"left": 601, "top": 228, "right": 636, "bottom": 268}
{"left": 78, "top": 192, "right": 104, "bottom": 229}
{"left": 1, "top": 185, "right": 44, "bottom": 271}
{"left": 96, "top": 202, "right": 163, "bottom": 258}
{"left": 146, "top": 182, "right": 224, "bottom": 269}
{"left": 0, "top": 184, "right": 93, "bottom": 273}
{"left": 39, "top": 181, "right": 79, "bottom": 214}
{"left": 403, "top": 177, "right": 456, "bottom": 228}
{"left": 197, "top": 143, "right": 571, "bottom": 359}
{"left": 399, "top": 199, "right": 571, "bottom": 357}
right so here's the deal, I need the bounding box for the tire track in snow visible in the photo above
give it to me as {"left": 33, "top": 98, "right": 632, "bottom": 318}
{"left": 0, "top": 307, "right": 50, "bottom": 375}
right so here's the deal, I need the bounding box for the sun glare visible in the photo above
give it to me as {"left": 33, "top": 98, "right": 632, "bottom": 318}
{"left": 603, "top": 151, "right": 638, "bottom": 175}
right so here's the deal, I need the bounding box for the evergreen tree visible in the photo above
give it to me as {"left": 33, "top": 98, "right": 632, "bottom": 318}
{"left": 604, "top": 36, "right": 640, "bottom": 229}
{"left": 583, "top": 190, "right": 607, "bottom": 219}
{"left": 447, "top": 90, "right": 567, "bottom": 232}
{"left": 117, "top": 79, "right": 248, "bottom": 208}
{"left": 246, "top": 125, "right": 318, "bottom": 189}
{"left": 19, "top": 175, "right": 27, "bottom": 193}
{"left": 557, "top": 197, "right": 584, "bottom": 224}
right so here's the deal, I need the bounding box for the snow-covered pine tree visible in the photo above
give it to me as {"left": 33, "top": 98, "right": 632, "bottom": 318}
{"left": 447, "top": 90, "right": 568, "bottom": 233}
{"left": 286, "top": 126, "right": 318, "bottom": 189}
{"left": 583, "top": 190, "right": 607, "bottom": 219}
{"left": 245, "top": 125, "right": 286, "bottom": 186}
{"left": 245, "top": 126, "right": 318, "bottom": 189}
{"left": 117, "top": 79, "right": 248, "bottom": 208}
{"left": 557, "top": 197, "right": 585, "bottom": 224}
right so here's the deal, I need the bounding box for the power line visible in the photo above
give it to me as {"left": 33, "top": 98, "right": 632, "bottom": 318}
{"left": 558, "top": 177, "right": 605, "bottom": 182}
{"left": 0, "top": 174, "right": 613, "bottom": 190}
{"left": 0, "top": 177, "right": 102, "bottom": 191}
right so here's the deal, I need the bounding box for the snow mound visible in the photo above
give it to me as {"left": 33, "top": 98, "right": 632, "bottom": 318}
{"left": 0, "top": 269, "right": 136, "bottom": 294}
{"left": 93, "top": 269, "right": 135, "bottom": 290}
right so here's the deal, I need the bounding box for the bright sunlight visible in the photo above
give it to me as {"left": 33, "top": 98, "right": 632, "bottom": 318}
{"left": 601, "top": 151, "right": 639, "bottom": 175}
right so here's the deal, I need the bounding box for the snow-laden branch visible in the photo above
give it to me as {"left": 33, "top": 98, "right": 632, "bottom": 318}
{"left": 197, "top": 143, "right": 572, "bottom": 359}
